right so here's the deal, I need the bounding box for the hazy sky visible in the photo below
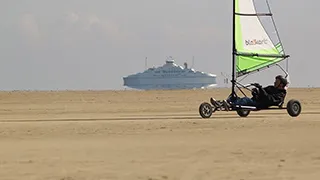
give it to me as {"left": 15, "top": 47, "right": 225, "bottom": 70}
{"left": 0, "top": 0, "right": 318, "bottom": 90}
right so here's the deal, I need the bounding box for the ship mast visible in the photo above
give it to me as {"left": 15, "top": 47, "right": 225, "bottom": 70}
{"left": 192, "top": 56, "right": 195, "bottom": 68}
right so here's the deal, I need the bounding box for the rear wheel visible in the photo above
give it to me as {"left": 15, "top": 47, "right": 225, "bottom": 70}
{"left": 237, "top": 109, "right": 250, "bottom": 117}
{"left": 287, "top": 99, "right": 301, "bottom": 117}
{"left": 199, "top": 102, "right": 215, "bottom": 118}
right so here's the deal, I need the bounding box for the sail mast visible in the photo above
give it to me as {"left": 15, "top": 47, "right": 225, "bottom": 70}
{"left": 231, "top": 0, "right": 236, "bottom": 98}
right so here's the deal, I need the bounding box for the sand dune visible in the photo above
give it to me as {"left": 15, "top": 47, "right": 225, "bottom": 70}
{"left": 1, "top": 88, "right": 320, "bottom": 180}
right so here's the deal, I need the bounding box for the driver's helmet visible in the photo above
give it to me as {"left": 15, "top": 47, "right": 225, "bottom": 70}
{"left": 275, "top": 75, "right": 288, "bottom": 86}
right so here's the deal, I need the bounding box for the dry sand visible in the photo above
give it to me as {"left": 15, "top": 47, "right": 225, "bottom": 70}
{"left": 1, "top": 88, "right": 320, "bottom": 180}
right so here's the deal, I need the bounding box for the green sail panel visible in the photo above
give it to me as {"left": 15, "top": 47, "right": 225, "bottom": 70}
{"left": 235, "top": 0, "right": 287, "bottom": 77}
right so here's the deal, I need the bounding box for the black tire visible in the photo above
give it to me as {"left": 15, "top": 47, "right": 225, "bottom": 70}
{"left": 237, "top": 109, "right": 250, "bottom": 117}
{"left": 199, "top": 102, "right": 214, "bottom": 118}
{"left": 286, "top": 99, "right": 301, "bottom": 117}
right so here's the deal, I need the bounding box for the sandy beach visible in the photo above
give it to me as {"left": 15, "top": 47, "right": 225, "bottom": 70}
{"left": 1, "top": 88, "right": 320, "bottom": 180}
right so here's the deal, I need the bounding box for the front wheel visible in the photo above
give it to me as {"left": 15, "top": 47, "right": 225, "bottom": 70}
{"left": 199, "top": 102, "right": 214, "bottom": 118}
{"left": 287, "top": 99, "right": 301, "bottom": 117}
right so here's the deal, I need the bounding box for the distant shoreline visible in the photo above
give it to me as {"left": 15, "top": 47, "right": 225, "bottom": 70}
{"left": 0, "top": 87, "right": 319, "bottom": 93}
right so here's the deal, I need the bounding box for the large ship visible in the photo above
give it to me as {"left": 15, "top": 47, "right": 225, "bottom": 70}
{"left": 123, "top": 57, "right": 217, "bottom": 90}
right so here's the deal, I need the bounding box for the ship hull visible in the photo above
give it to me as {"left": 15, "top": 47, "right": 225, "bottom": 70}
{"left": 123, "top": 76, "right": 217, "bottom": 90}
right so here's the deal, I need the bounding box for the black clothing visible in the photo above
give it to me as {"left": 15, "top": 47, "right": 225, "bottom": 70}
{"left": 253, "top": 85, "right": 287, "bottom": 108}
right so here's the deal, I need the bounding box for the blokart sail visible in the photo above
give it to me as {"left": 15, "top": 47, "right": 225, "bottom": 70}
{"left": 234, "top": 0, "right": 289, "bottom": 78}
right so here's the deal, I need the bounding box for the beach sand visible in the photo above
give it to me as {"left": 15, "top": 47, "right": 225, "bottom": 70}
{"left": 1, "top": 88, "right": 320, "bottom": 180}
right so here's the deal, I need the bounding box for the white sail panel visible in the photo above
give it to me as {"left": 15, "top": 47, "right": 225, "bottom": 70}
{"left": 237, "top": 0, "right": 277, "bottom": 53}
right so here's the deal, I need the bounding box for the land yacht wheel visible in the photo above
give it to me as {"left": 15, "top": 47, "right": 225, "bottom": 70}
{"left": 199, "top": 102, "right": 215, "bottom": 118}
{"left": 237, "top": 109, "right": 250, "bottom": 117}
{"left": 287, "top": 99, "right": 301, "bottom": 117}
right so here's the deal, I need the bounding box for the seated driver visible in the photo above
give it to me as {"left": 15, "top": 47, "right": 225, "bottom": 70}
{"left": 211, "top": 75, "right": 288, "bottom": 109}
